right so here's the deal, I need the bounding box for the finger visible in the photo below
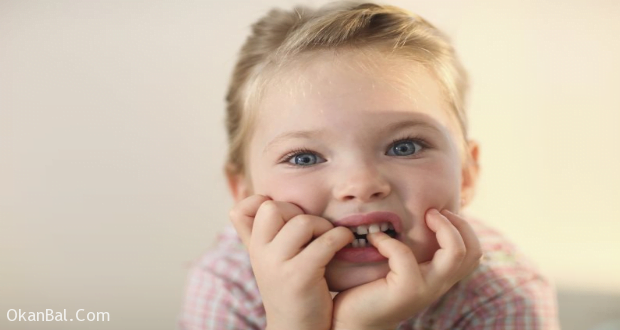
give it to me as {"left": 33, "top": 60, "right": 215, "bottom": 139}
{"left": 229, "top": 194, "right": 271, "bottom": 247}
{"left": 366, "top": 231, "right": 422, "bottom": 281}
{"left": 441, "top": 210, "right": 483, "bottom": 273}
{"left": 251, "top": 200, "right": 305, "bottom": 247}
{"left": 422, "top": 209, "right": 467, "bottom": 281}
{"left": 296, "top": 226, "right": 354, "bottom": 267}
{"left": 271, "top": 215, "right": 335, "bottom": 260}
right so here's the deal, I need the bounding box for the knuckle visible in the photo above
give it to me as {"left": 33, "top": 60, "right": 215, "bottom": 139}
{"left": 228, "top": 207, "right": 241, "bottom": 221}
{"left": 473, "top": 256, "right": 482, "bottom": 268}
{"left": 258, "top": 200, "right": 278, "bottom": 215}
{"left": 407, "top": 284, "right": 430, "bottom": 301}
{"left": 291, "top": 215, "right": 314, "bottom": 230}
{"left": 320, "top": 233, "right": 339, "bottom": 249}
{"left": 472, "top": 248, "right": 484, "bottom": 261}
{"left": 471, "top": 252, "right": 483, "bottom": 268}
{"left": 390, "top": 241, "right": 412, "bottom": 255}
{"left": 452, "top": 246, "right": 467, "bottom": 260}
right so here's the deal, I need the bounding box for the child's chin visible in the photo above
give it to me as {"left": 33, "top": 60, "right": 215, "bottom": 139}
{"left": 325, "top": 262, "right": 390, "bottom": 292}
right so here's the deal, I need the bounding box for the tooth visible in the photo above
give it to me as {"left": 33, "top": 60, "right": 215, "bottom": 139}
{"left": 380, "top": 222, "right": 389, "bottom": 232}
{"left": 388, "top": 223, "right": 394, "bottom": 230}
{"left": 368, "top": 224, "right": 380, "bottom": 234}
{"left": 358, "top": 239, "right": 367, "bottom": 247}
{"left": 356, "top": 225, "right": 368, "bottom": 235}
{"left": 350, "top": 227, "right": 356, "bottom": 232}
{"left": 352, "top": 239, "right": 360, "bottom": 248}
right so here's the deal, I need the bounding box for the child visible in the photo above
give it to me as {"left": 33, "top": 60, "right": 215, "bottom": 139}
{"left": 179, "top": 2, "right": 559, "bottom": 329}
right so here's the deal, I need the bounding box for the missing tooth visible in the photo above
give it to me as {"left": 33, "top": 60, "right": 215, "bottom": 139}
{"left": 353, "top": 228, "right": 397, "bottom": 240}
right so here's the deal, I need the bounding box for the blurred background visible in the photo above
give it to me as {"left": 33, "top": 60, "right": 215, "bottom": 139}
{"left": 1, "top": 0, "right": 619, "bottom": 329}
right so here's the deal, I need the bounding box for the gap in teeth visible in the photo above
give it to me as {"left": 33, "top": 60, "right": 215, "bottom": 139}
{"left": 352, "top": 222, "right": 392, "bottom": 235}
{"left": 347, "top": 222, "right": 394, "bottom": 248}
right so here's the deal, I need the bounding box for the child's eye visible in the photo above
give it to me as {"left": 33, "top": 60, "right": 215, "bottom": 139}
{"left": 386, "top": 138, "right": 426, "bottom": 157}
{"left": 283, "top": 149, "right": 325, "bottom": 166}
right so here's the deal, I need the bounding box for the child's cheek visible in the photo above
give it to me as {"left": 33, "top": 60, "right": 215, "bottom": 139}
{"left": 401, "top": 162, "right": 461, "bottom": 216}
{"left": 422, "top": 177, "right": 460, "bottom": 211}
{"left": 437, "top": 168, "right": 463, "bottom": 212}
{"left": 254, "top": 174, "right": 323, "bottom": 214}
{"left": 396, "top": 164, "right": 461, "bottom": 262}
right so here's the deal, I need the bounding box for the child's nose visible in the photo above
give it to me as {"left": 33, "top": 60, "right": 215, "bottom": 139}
{"left": 332, "top": 162, "right": 391, "bottom": 203}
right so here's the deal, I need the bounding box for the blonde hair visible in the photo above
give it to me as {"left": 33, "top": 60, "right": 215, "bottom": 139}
{"left": 224, "top": 1, "right": 469, "bottom": 176}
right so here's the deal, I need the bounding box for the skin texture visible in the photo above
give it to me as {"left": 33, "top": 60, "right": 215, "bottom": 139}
{"left": 228, "top": 49, "right": 482, "bottom": 330}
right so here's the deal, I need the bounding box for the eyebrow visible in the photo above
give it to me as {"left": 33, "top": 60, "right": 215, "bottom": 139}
{"left": 383, "top": 119, "right": 442, "bottom": 135}
{"left": 263, "top": 129, "right": 328, "bottom": 153}
{"left": 263, "top": 119, "right": 441, "bottom": 153}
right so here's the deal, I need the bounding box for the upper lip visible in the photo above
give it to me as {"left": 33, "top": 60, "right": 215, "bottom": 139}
{"left": 333, "top": 211, "right": 402, "bottom": 233}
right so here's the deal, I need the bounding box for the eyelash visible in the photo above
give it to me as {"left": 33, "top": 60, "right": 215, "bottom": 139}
{"left": 279, "top": 135, "right": 431, "bottom": 166}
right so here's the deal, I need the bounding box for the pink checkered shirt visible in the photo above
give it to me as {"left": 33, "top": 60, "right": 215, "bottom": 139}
{"left": 178, "top": 218, "right": 560, "bottom": 329}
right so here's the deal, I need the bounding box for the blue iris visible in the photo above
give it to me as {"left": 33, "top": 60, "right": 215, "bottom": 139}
{"left": 292, "top": 153, "right": 318, "bottom": 166}
{"left": 389, "top": 141, "right": 418, "bottom": 156}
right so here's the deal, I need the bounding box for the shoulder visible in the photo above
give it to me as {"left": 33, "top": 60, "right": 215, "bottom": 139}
{"left": 407, "top": 217, "right": 560, "bottom": 330}
{"left": 464, "top": 218, "right": 559, "bottom": 327}
{"left": 468, "top": 217, "right": 544, "bottom": 291}
{"left": 178, "top": 226, "right": 265, "bottom": 329}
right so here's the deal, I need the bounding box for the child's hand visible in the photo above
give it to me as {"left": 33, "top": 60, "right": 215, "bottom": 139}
{"left": 331, "top": 209, "right": 482, "bottom": 330}
{"left": 230, "top": 194, "right": 354, "bottom": 330}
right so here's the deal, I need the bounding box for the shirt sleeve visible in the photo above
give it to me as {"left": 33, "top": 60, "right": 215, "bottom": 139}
{"left": 462, "top": 277, "right": 560, "bottom": 330}
{"left": 177, "top": 243, "right": 266, "bottom": 330}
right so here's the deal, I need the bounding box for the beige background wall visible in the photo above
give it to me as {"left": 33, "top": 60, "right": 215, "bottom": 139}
{"left": 1, "top": 0, "right": 619, "bottom": 329}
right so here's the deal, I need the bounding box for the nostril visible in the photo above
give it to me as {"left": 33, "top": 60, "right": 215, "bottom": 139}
{"left": 334, "top": 177, "right": 391, "bottom": 202}
{"left": 340, "top": 191, "right": 386, "bottom": 202}
{"left": 371, "top": 192, "right": 384, "bottom": 199}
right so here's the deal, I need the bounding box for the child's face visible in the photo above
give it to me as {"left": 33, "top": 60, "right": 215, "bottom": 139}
{"left": 241, "top": 50, "right": 476, "bottom": 291}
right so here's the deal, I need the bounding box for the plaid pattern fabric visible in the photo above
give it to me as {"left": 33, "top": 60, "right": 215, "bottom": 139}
{"left": 178, "top": 219, "right": 559, "bottom": 329}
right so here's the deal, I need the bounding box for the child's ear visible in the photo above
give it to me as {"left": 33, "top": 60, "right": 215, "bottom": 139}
{"left": 460, "top": 140, "right": 480, "bottom": 208}
{"left": 225, "top": 164, "right": 251, "bottom": 203}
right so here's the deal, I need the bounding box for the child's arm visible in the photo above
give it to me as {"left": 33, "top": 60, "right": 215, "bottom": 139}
{"left": 331, "top": 210, "right": 483, "bottom": 330}
{"left": 463, "top": 277, "right": 560, "bottom": 329}
{"left": 230, "top": 194, "right": 354, "bottom": 330}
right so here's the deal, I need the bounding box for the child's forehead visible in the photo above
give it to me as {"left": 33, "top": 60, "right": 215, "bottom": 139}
{"left": 256, "top": 49, "right": 456, "bottom": 130}
{"left": 269, "top": 48, "right": 430, "bottom": 91}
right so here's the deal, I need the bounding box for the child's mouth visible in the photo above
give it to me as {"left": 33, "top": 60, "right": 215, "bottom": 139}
{"left": 331, "top": 211, "right": 403, "bottom": 262}
{"left": 346, "top": 222, "right": 398, "bottom": 248}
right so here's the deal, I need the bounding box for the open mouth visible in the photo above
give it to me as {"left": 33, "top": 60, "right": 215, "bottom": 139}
{"left": 345, "top": 222, "right": 398, "bottom": 248}
{"left": 332, "top": 211, "right": 402, "bottom": 250}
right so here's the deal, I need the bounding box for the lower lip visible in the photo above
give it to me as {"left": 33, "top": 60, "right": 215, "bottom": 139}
{"left": 334, "top": 246, "right": 387, "bottom": 263}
